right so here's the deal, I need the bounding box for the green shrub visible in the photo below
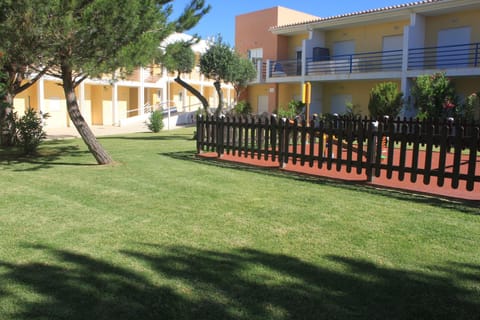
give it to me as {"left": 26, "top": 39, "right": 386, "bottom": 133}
{"left": 458, "top": 92, "right": 480, "bottom": 121}
{"left": 147, "top": 110, "right": 164, "bottom": 133}
{"left": 410, "top": 73, "right": 457, "bottom": 119}
{"left": 368, "top": 82, "right": 403, "bottom": 119}
{"left": 15, "top": 107, "right": 47, "bottom": 155}
{"left": 345, "top": 102, "right": 362, "bottom": 118}
{"left": 277, "top": 100, "right": 305, "bottom": 119}
{"left": 233, "top": 101, "right": 252, "bottom": 115}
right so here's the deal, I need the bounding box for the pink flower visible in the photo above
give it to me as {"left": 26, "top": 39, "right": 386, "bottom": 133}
{"left": 443, "top": 98, "right": 455, "bottom": 109}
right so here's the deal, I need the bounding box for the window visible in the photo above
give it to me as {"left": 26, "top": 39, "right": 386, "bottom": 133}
{"left": 248, "top": 48, "right": 263, "bottom": 65}
{"left": 437, "top": 27, "right": 471, "bottom": 68}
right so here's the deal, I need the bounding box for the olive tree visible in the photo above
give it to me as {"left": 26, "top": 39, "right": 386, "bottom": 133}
{"left": 200, "top": 37, "right": 235, "bottom": 115}
{"left": 161, "top": 40, "right": 209, "bottom": 112}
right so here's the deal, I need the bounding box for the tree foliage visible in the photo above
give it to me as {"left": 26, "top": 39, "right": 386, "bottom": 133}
{"left": 0, "top": 0, "right": 52, "bottom": 146}
{"left": 162, "top": 41, "right": 197, "bottom": 75}
{"left": 368, "top": 82, "right": 403, "bottom": 119}
{"left": 161, "top": 39, "right": 209, "bottom": 111}
{"left": 200, "top": 37, "right": 235, "bottom": 114}
{"left": 411, "top": 73, "right": 457, "bottom": 119}
{"left": 1, "top": 0, "right": 210, "bottom": 163}
{"left": 227, "top": 53, "right": 257, "bottom": 102}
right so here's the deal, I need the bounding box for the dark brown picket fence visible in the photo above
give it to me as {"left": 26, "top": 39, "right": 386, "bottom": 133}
{"left": 196, "top": 114, "right": 480, "bottom": 191}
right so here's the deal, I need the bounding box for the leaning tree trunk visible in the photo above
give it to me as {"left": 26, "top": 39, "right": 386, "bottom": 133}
{"left": 213, "top": 80, "right": 223, "bottom": 116}
{"left": 0, "top": 92, "right": 15, "bottom": 147}
{"left": 61, "top": 65, "right": 113, "bottom": 165}
{"left": 174, "top": 76, "right": 209, "bottom": 112}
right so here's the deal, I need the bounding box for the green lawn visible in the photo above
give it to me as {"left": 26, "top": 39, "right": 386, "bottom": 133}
{"left": 0, "top": 127, "right": 479, "bottom": 320}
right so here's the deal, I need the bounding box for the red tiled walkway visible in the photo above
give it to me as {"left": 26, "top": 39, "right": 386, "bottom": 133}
{"left": 199, "top": 150, "right": 480, "bottom": 202}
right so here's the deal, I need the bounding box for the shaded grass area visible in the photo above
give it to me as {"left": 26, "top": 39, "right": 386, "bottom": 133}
{"left": 0, "top": 127, "right": 479, "bottom": 319}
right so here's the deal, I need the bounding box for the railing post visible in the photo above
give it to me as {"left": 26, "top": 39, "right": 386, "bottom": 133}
{"left": 349, "top": 54, "right": 353, "bottom": 73}
{"left": 475, "top": 43, "right": 479, "bottom": 67}
{"left": 265, "top": 60, "right": 271, "bottom": 81}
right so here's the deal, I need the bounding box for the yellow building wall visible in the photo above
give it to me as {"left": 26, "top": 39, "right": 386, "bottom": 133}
{"left": 322, "top": 80, "right": 402, "bottom": 115}
{"left": 117, "top": 87, "right": 129, "bottom": 121}
{"left": 102, "top": 86, "right": 113, "bottom": 125}
{"left": 325, "top": 20, "right": 408, "bottom": 54}
{"left": 128, "top": 87, "right": 138, "bottom": 116}
{"left": 453, "top": 77, "right": 480, "bottom": 99}
{"left": 277, "top": 83, "right": 301, "bottom": 111}
{"left": 82, "top": 84, "right": 93, "bottom": 125}
{"left": 425, "top": 9, "right": 480, "bottom": 47}
{"left": 90, "top": 86, "right": 103, "bottom": 125}
{"left": 43, "top": 80, "right": 69, "bottom": 128}
{"left": 13, "top": 84, "right": 38, "bottom": 115}
{"left": 287, "top": 34, "right": 309, "bottom": 59}
{"left": 248, "top": 84, "right": 270, "bottom": 113}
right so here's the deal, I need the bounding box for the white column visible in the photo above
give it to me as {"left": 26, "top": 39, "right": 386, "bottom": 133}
{"left": 139, "top": 67, "right": 145, "bottom": 115}
{"left": 37, "top": 77, "right": 45, "bottom": 115}
{"left": 182, "top": 87, "right": 187, "bottom": 112}
{"left": 112, "top": 82, "right": 118, "bottom": 125}
{"left": 79, "top": 82, "right": 85, "bottom": 112}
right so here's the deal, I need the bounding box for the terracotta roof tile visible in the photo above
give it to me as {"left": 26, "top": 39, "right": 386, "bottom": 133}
{"left": 271, "top": 0, "right": 442, "bottom": 31}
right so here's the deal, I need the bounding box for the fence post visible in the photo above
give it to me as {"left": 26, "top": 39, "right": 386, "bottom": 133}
{"left": 196, "top": 114, "right": 203, "bottom": 154}
{"left": 366, "top": 120, "right": 379, "bottom": 182}
{"left": 279, "top": 117, "right": 288, "bottom": 168}
{"left": 217, "top": 115, "right": 225, "bottom": 158}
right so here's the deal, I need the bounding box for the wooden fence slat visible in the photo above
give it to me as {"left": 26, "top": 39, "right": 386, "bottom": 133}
{"left": 466, "top": 127, "right": 479, "bottom": 191}
{"left": 423, "top": 122, "right": 434, "bottom": 185}
{"left": 410, "top": 120, "right": 420, "bottom": 183}
{"left": 197, "top": 115, "right": 479, "bottom": 192}
{"left": 451, "top": 124, "right": 464, "bottom": 189}
{"left": 437, "top": 122, "right": 449, "bottom": 187}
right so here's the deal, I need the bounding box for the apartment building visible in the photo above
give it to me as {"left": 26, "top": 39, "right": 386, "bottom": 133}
{"left": 236, "top": 0, "right": 480, "bottom": 119}
{"left": 12, "top": 33, "right": 234, "bottom": 129}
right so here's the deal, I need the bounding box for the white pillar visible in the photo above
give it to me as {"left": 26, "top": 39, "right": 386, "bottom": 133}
{"left": 112, "top": 82, "right": 118, "bottom": 125}
{"left": 139, "top": 67, "right": 145, "bottom": 115}
{"left": 79, "top": 82, "right": 85, "bottom": 112}
{"left": 182, "top": 87, "right": 187, "bottom": 112}
{"left": 37, "top": 77, "right": 45, "bottom": 115}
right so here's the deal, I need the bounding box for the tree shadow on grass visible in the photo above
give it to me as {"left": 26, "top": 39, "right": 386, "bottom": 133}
{"left": 98, "top": 132, "right": 195, "bottom": 142}
{"left": 0, "top": 244, "right": 478, "bottom": 319}
{"left": 159, "top": 150, "right": 480, "bottom": 215}
{"left": 0, "top": 145, "right": 94, "bottom": 171}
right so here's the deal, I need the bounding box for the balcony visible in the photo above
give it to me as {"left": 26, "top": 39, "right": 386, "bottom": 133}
{"left": 259, "top": 43, "right": 480, "bottom": 82}
{"left": 408, "top": 42, "right": 480, "bottom": 70}
{"left": 268, "top": 49, "right": 403, "bottom": 79}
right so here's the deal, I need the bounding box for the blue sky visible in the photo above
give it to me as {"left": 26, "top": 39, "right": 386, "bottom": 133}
{"left": 172, "top": 0, "right": 410, "bottom": 45}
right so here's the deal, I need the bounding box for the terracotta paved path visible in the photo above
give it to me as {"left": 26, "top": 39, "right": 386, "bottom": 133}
{"left": 200, "top": 150, "right": 480, "bottom": 202}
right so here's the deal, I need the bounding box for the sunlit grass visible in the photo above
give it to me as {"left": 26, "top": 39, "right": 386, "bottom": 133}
{"left": 0, "top": 127, "right": 479, "bottom": 319}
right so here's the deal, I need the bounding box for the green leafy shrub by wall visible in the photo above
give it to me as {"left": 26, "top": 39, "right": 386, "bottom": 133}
{"left": 368, "top": 82, "right": 403, "bottom": 119}
{"left": 147, "top": 110, "right": 164, "bottom": 133}
{"left": 277, "top": 100, "right": 305, "bottom": 119}
{"left": 410, "top": 73, "right": 457, "bottom": 119}
{"left": 15, "top": 107, "right": 47, "bottom": 155}
{"left": 233, "top": 101, "right": 252, "bottom": 115}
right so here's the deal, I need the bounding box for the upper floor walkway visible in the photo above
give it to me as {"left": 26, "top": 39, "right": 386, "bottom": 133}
{"left": 253, "top": 42, "right": 480, "bottom": 83}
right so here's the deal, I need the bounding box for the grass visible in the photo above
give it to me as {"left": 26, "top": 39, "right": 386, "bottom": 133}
{"left": 0, "top": 127, "right": 479, "bottom": 320}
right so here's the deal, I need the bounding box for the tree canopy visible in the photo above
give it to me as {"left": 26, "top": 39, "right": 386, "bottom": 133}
{"left": 0, "top": 0, "right": 52, "bottom": 145}
{"left": 0, "top": 0, "right": 210, "bottom": 163}
{"left": 161, "top": 39, "right": 209, "bottom": 111}
{"left": 200, "top": 37, "right": 235, "bottom": 114}
{"left": 227, "top": 53, "right": 257, "bottom": 102}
